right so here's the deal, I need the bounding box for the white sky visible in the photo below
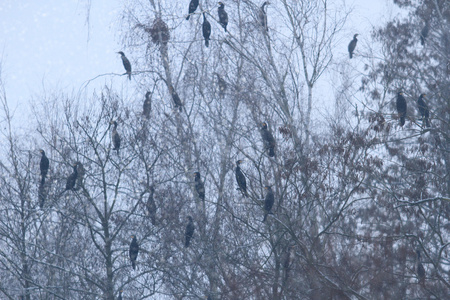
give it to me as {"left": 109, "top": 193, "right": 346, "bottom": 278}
{"left": 0, "top": 0, "right": 401, "bottom": 124}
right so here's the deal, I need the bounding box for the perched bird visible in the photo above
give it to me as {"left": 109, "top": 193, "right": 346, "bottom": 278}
{"left": 186, "top": 0, "right": 199, "bottom": 20}
{"left": 416, "top": 250, "right": 425, "bottom": 285}
{"left": 75, "top": 161, "right": 85, "bottom": 191}
{"left": 218, "top": 2, "right": 228, "bottom": 32}
{"left": 129, "top": 235, "right": 139, "bottom": 270}
{"left": 420, "top": 20, "right": 430, "bottom": 46}
{"left": 261, "top": 122, "right": 276, "bottom": 157}
{"left": 169, "top": 85, "right": 183, "bottom": 112}
{"left": 214, "top": 73, "right": 227, "bottom": 98}
{"left": 417, "top": 94, "right": 430, "bottom": 127}
{"left": 185, "top": 216, "right": 195, "bottom": 247}
{"left": 117, "top": 51, "right": 132, "bottom": 80}
{"left": 263, "top": 185, "right": 274, "bottom": 222}
{"left": 235, "top": 160, "right": 249, "bottom": 197}
{"left": 118, "top": 290, "right": 123, "bottom": 300}
{"left": 39, "top": 149, "right": 49, "bottom": 184}
{"left": 65, "top": 163, "right": 78, "bottom": 191}
{"left": 110, "top": 121, "right": 121, "bottom": 151}
{"left": 146, "top": 186, "right": 157, "bottom": 225}
{"left": 143, "top": 91, "right": 152, "bottom": 119}
{"left": 348, "top": 34, "right": 358, "bottom": 59}
{"left": 259, "top": 2, "right": 269, "bottom": 31}
{"left": 202, "top": 13, "right": 211, "bottom": 47}
{"left": 396, "top": 91, "right": 407, "bottom": 126}
{"left": 194, "top": 172, "right": 205, "bottom": 201}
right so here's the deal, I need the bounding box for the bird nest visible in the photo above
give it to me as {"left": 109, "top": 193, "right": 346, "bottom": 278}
{"left": 149, "top": 18, "right": 170, "bottom": 45}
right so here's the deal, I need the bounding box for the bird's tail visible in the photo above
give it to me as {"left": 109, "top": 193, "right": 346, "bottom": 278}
{"left": 132, "top": 261, "right": 136, "bottom": 270}
{"left": 205, "top": 39, "right": 209, "bottom": 47}
{"left": 400, "top": 116, "right": 405, "bottom": 126}
{"left": 186, "top": 15, "right": 190, "bottom": 21}
{"left": 349, "top": 52, "right": 353, "bottom": 59}
{"left": 185, "top": 239, "right": 190, "bottom": 248}
{"left": 128, "top": 72, "right": 131, "bottom": 80}
{"left": 420, "top": 36, "right": 425, "bottom": 46}
{"left": 263, "top": 212, "right": 268, "bottom": 222}
{"left": 38, "top": 182, "right": 46, "bottom": 208}
{"left": 425, "top": 118, "right": 430, "bottom": 127}
{"left": 269, "top": 147, "right": 275, "bottom": 157}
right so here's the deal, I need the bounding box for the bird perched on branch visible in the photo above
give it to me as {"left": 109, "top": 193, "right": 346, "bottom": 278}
{"left": 146, "top": 186, "right": 157, "bottom": 225}
{"left": 143, "top": 91, "right": 151, "bottom": 119}
{"left": 416, "top": 250, "right": 425, "bottom": 285}
{"left": 168, "top": 84, "right": 183, "bottom": 112}
{"left": 39, "top": 149, "right": 49, "bottom": 184}
{"left": 348, "top": 34, "right": 358, "bottom": 59}
{"left": 259, "top": 2, "right": 269, "bottom": 31}
{"left": 420, "top": 20, "right": 430, "bottom": 46}
{"left": 117, "top": 51, "right": 132, "bottom": 80}
{"left": 417, "top": 93, "right": 430, "bottom": 127}
{"left": 218, "top": 2, "right": 228, "bottom": 32}
{"left": 194, "top": 172, "right": 205, "bottom": 201}
{"left": 110, "top": 121, "right": 121, "bottom": 151}
{"left": 261, "top": 122, "right": 275, "bottom": 157}
{"left": 186, "top": 0, "right": 199, "bottom": 20}
{"left": 214, "top": 73, "right": 227, "bottom": 98}
{"left": 202, "top": 13, "right": 211, "bottom": 47}
{"left": 396, "top": 91, "right": 407, "bottom": 126}
{"left": 118, "top": 290, "right": 123, "bottom": 300}
{"left": 185, "top": 216, "right": 195, "bottom": 247}
{"left": 129, "top": 235, "right": 139, "bottom": 270}
{"left": 65, "top": 163, "right": 78, "bottom": 191}
{"left": 263, "top": 185, "right": 274, "bottom": 222}
{"left": 235, "top": 160, "right": 249, "bottom": 197}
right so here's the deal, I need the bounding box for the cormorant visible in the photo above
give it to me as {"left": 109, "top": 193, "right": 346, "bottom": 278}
{"left": 110, "top": 121, "right": 121, "bottom": 151}
{"left": 416, "top": 250, "right": 425, "bottom": 285}
{"left": 143, "top": 91, "right": 151, "bottom": 119}
{"left": 263, "top": 185, "right": 274, "bottom": 222}
{"left": 185, "top": 216, "right": 195, "bottom": 247}
{"left": 117, "top": 51, "right": 132, "bottom": 80}
{"left": 194, "top": 172, "right": 205, "bottom": 201}
{"left": 118, "top": 290, "right": 123, "bottom": 300}
{"left": 218, "top": 2, "right": 228, "bottom": 32}
{"left": 65, "top": 163, "right": 78, "bottom": 191}
{"left": 261, "top": 122, "right": 275, "bottom": 157}
{"left": 235, "top": 160, "right": 248, "bottom": 197}
{"left": 186, "top": 0, "right": 199, "bottom": 20}
{"left": 146, "top": 186, "right": 157, "bottom": 225}
{"left": 214, "top": 73, "right": 227, "bottom": 98}
{"left": 75, "top": 161, "right": 85, "bottom": 191}
{"left": 348, "top": 34, "right": 358, "bottom": 59}
{"left": 39, "top": 149, "right": 49, "bottom": 184}
{"left": 259, "top": 2, "right": 269, "bottom": 31}
{"left": 202, "top": 13, "right": 211, "bottom": 47}
{"left": 396, "top": 92, "right": 407, "bottom": 126}
{"left": 420, "top": 21, "right": 430, "bottom": 46}
{"left": 169, "top": 85, "right": 183, "bottom": 112}
{"left": 129, "top": 235, "right": 139, "bottom": 270}
{"left": 417, "top": 93, "right": 430, "bottom": 127}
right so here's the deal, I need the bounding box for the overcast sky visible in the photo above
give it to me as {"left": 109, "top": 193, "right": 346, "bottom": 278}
{"left": 0, "top": 0, "right": 401, "bottom": 125}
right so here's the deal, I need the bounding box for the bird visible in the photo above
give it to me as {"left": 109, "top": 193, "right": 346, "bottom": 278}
{"left": 218, "top": 2, "right": 228, "bottom": 32}
{"left": 202, "top": 13, "right": 211, "bottom": 47}
{"left": 235, "top": 160, "right": 249, "bottom": 197}
{"left": 417, "top": 94, "right": 430, "bottom": 127}
{"left": 396, "top": 91, "right": 407, "bottom": 126}
{"left": 110, "top": 121, "right": 121, "bottom": 151}
{"left": 214, "top": 73, "right": 227, "bottom": 98}
{"left": 194, "top": 172, "right": 205, "bottom": 201}
{"left": 348, "top": 34, "right": 358, "bottom": 59}
{"left": 186, "top": 0, "right": 199, "bottom": 20}
{"left": 39, "top": 149, "right": 49, "bottom": 184}
{"left": 118, "top": 290, "right": 123, "bottom": 300}
{"left": 263, "top": 185, "right": 274, "bottom": 222}
{"left": 143, "top": 91, "right": 151, "bottom": 119}
{"left": 75, "top": 161, "right": 85, "bottom": 191}
{"left": 168, "top": 84, "right": 183, "bottom": 112}
{"left": 65, "top": 163, "right": 78, "bottom": 191}
{"left": 146, "top": 186, "right": 157, "bottom": 225}
{"left": 261, "top": 122, "right": 276, "bottom": 157}
{"left": 129, "top": 235, "right": 139, "bottom": 270}
{"left": 117, "top": 51, "right": 132, "bottom": 80}
{"left": 185, "top": 216, "right": 195, "bottom": 247}
{"left": 420, "top": 20, "right": 430, "bottom": 46}
{"left": 259, "top": 2, "right": 269, "bottom": 31}
{"left": 416, "top": 250, "right": 425, "bottom": 285}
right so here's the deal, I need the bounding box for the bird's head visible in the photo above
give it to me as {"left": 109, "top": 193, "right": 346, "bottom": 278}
{"left": 421, "top": 93, "right": 427, "bottom": 98}
{"left": 110, "top": 120, "right": 118, "bottom": 127}
{"left": 187, "top": 216, "right": 193, "bottom": 222}
{"left": 398, "top": 91, "right": 403, "bottom": 96}
{"left": 117, "top": 51, "right": 125, "bottom": 56}
{"left": 194, "top": 172, "right": 200, "bottom": 179}
{"left": 145, "top": 91, "right": 151, "bottom": 98}
{"left": 264, "top": 185, "right": 271, "bottom": 190}
{"left": 237, "top": 160, "right": 244, "bottom": 165}
{"left": 131, "top": 235, "right": 135, "bottom": 239}
{"left": 218, "top": 1, "right": 224, "bottom": 7}
{"left": 262, "top": 122, "right": 268, "bottom": 129}
{"left": 354, "top": 34, "right": 359, "bottom": 38}
{"left": 39, "top": 149, "right": 45, "bottom": 154}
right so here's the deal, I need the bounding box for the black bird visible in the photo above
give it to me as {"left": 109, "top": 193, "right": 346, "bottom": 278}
{"left": 75, "top": 161, "right": 85, "bottom": 191}
{"left": 146, "top": 186, "right": 157, "bottom": 225}
{"left": 129, "top": 235, "right": 139, "bottom": 270}
{"left": 416, "top": 250, "right": 425, "bottom": 285}
{"left": 169, "top": 85, "right": 183, "bottom": 112}
{"left": 39, "top": 149, "right": 49, "bottom": 184}
{"left": 348, "top": 34, "right": 358, "bottom": 59}
{"left": 235, "top": 160, "right": 248, "bottom": 197}
{"left": 143, "top": 91, "right": 151, "bottom": 119}
{"left": 417, "top": 93, "right": 430, "bottom": 127}
{"left": 118, "top": 290, "right": 123, "bottom": 300}
{"left": 214, "top": 73, "right": 227, "bottom": 98}
{"left": 396, "top": 92, "right": 407, "bottom": 126}
{"left": 65, "top": 163, "right": 78, "bottom": 191}
{"left": 261, "top": 122, "right": 275, "bottom": 157}
{"left": 259, "top": 2, "right": 269, "bottom": 31}
{"left": 218, "top": 2, "right": 228, "bottom": 32}
{"left": 117, "top": 51, "right": 132, "bottom": 80}
{"left": 263, "top": 185, "right": 274, "bottom": 222}
{"left": 420, "top": 20, "right": 430, "bottom": 46}
{"left": 185, "top": 216, "right": 195, "bottom": 247}
{"left": 202, "top": 13, "right": 211, "bottom": 47}
{"left": 194, "top": 172, "right": 205, "bottom": 201}
{"left": 186, "top": 0, "right": 199, "bottom": 20}
{"left": 110, "top": 121, "right": 121, "bottom": 151}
